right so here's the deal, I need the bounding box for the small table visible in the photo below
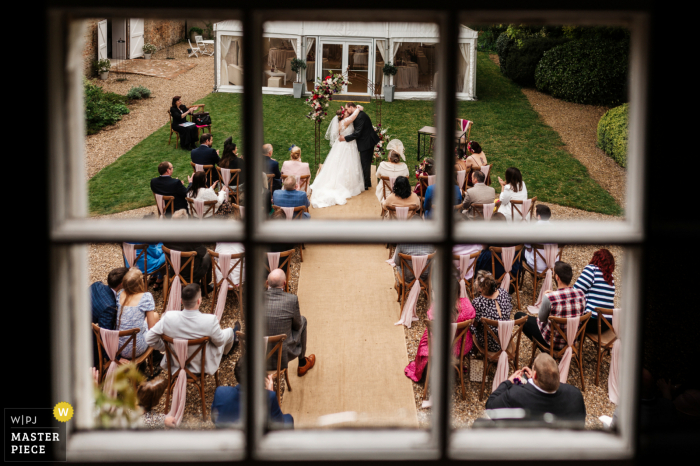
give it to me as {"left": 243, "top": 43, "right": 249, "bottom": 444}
{"left": 417, "top": 126, "right": 469, "bottom": 160}
{"left": 265, "top": 70, "right": 287, "bottom": 86}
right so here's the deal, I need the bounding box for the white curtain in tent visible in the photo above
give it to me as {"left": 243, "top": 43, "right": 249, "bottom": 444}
{"left": 390, "top": 41, "right": 402, "bottom": 86}
{"left": 305, "top": 37, "right": 315, "bottom": 84}
{"left": 458, "top": 43, "right": 470, "bottom": 94}
{"left": 376, "top": 39, "right": 387, "bottom": 88}
{"left": 220, "top": 36, "right": 233, "bottom": 86}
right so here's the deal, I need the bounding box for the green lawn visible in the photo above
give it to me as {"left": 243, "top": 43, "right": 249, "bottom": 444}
{"left": 88, "top": 52, "right": 622, "bottom": 216}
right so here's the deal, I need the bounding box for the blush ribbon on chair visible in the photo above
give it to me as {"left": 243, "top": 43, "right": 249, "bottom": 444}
{"left": 239, "top": 206, "right": 245, "bottom": 218}
{"left": 214, "top": 254, "right": 232, "bottom": 322}
{"left": 155, "top": 194, "right": 165, "bottom": 218}
{"left": 389, "top": 177, "right": 397, "bottom": 191}
{"left": 394, "top": 255, "right": 428, "bottom": 328}
{"left": 123, "top": 243, "right": 136, "bottom": 269}
{"left": 481, "top": 164, "right": 491, "bottom": 180}
{"left": 166, "top": 338, "right": 189, "bottom": 426}
{"left": 492, "top": 320, "right": 515, "bottom": 391}
{"left": 427, "top": 175, "right": 436, "bottom": 186}
{"left": 558, "top": 316, "right": 581, "bottom": 383}
{"left": 396, "top": 206, "right": 409, "bottom": 220}
{"left": 193, "top": 199, "right": 205, "bottom": 219}
{"left": 527, "top": 244, "right": 559, "bottom": 314}
{"left": 99, "top": 328, "right": 120, "bottom": 397}
{"left": 267, "top": 252, "right": 280, "bottom": 271}
{"left": 281, "top": 207, "right": 295, "bottom": 220}
{"left": 520, "top": 198, "right": 533, "bottom": 222}
{"left": 221, "top": 168, "right": 232, "bottom": 187}
{"left": 458, "top": 254, "right": 475, "bottom": 299}
{"left": 195, "top": 164, "right": 204, "bottom": 172}
{"left": 165, "top": 250, "right": 182, "bottom": 311}
{"left": 608, "top": 308, "right": 621, "bottom": 404}
{"left": 483, "top": 203, "right": 495, "bottom": 221}
{"left": 499, "top": 247, "right": 516, "bottom": 291}
{"left": 456, "top": 171, "right": 466, "bottom": 190}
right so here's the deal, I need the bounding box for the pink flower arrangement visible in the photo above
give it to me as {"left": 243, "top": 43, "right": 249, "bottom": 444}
{"left": 305, "top": 73, "right": 350, "bottom": 122}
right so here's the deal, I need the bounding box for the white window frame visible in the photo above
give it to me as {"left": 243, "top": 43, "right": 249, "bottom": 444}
{"left": 49, "top": 7, "right": 647, "bottom": 463}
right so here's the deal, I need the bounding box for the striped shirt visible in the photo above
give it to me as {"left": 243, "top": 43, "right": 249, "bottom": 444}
{"left": 573, "top": 264, "right": 615, "bottom": 318}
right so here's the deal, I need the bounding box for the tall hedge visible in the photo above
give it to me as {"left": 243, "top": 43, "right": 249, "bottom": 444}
{"left": 535, "top": 38, "right": 629, "bottom": 106}
{"left": 597, "top": 103, "right": 628, "bottom": 168}
{"left": 502, "top": 37, "right": 570, "bottom": 87}
{"left": 495, "top": 33, "right": 515, "bottom": 74}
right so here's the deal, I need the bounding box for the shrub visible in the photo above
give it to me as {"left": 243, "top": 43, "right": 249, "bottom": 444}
{"left": 495, "top": 32, "right": 515, "bottom": 74}
{"left": 597, "top": 103, "right": 628, "bottom": 168}
{"left": 143, "top": 43, "right": 157, "bottom": 54}
{"left": 126, "top": 85, "right": 151, "bottom": 100}
{"left": 382, "top": 62, "right": 398, "bottom": 76}
{"left": 84, "top": 79, "right": 129, "bottom": 134}
{"left": 92, "top": 58, "right": 111, "bottom": 74}
{"left": 502, "top": 37, "right": 569, "bottom": 87}
{"left": 535, "top": 37, "right": 629, "bottom": 106}
{"left": 474, "top": 24, "right": 507, "bottom": 52}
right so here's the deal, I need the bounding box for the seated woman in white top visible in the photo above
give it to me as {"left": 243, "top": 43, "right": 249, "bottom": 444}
{"left": 497, "top": 167, "right": 528, "bottom": 222}
{"left": 281, "top": 146, "right": 311, "bottom": 193}
{"left": 214, "top": 242, "right": 245, "bottom": 287}
{"left": 375, "top": 139, "right": 409, "bottom": 202}
{"left": 188, "top": 171, "right": 227, "bottom": 218}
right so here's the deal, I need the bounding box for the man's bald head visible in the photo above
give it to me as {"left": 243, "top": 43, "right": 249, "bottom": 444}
{"left": 283, "top": 175, "right": 297, "bottom": 190}
{"left": 262, "top": 144, "right": 273, "bottom": 157}
{"left": 267, "top": 269, "right": 286, "bottom": 289}
{"left": 533, "top": 353, "right": 560, "bottom": 392}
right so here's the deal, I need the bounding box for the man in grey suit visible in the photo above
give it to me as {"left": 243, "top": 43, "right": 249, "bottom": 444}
{"left": 264, "top": 269, "right": 316, "bottom": 376}
{"left": 462, "top": 170, "right": 496, "bottom": 218}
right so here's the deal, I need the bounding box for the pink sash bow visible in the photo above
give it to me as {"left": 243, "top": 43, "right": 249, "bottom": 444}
{"left": 239, "top": 206, "right": 245, "bottom": 218}
{"left": 499, "top": 247, "right": 515, "bottom": 292}
{"left": 281, "top": 207, "right": 295, "bottom": 220}
{"left": 165, "top": 250, "right": 182, "bottom": 311}
{"left": 267, "top": 252, "right": 280, "bottom": 271}
{"left": 520, "top": 198, "right": 533, "bottom": 222}
{"left": 558, "top": 316, "right": 581, "bottom": 383}
{"left": 166, "top": 339, "right": 189, "bottom": 426}
{"left": 458, "top": 254, "right": 475, "bottom": 299}
{"left": 221, "top": 168, "right": 232, "bottom": 187}
{"left": 608, "top": 308, "right": 621, "bottom": 404}
{"left": 483, "top": 203, "right": 494, "bottom": 220}
{"left": 456, "top": 171, "right": 466, "bottom": 190}
{"left": 527, "top": 244, "right": 559, "bottom": 314}
{"left": 492, "top": 320, "right": 515, "bottom": 391}
{"left": 195, "top": 164, "right": 204, "bottom": 173}
{"left": 214, "top": 254, "right": 232, "bottom": 322}
{"left": 427, "top": 175, "right": 436, "bottom": 186}
{"left": 99, "top": 328, "right": 120, "bottom": 397}
{"left": 193, "top": 199, "right": 205, "bottom": 219}
{"left": 155, "top": 194, "right": 165, "bottom": 218}
{"left": 396, "top": 206, "right": 409, "bottom": 220}
{"left": 395, "top": 255, "right": 428, "bottom": 328}
{"left": 481, "top": 164, "right": 491, "bottom": 180}
{"left": 123, "top": 243, "right": 136, "bottom": 269}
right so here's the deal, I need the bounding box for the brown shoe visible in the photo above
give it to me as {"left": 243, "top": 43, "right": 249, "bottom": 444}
{"left": 297, "top": 354, "right": 316, "bottom": 377}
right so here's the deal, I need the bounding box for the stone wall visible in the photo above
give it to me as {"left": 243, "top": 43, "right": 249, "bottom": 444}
{"left": 144, "top": 19, "right": 186, "bottom": 51}
{"left": 82, "top": 18, "right": 104, "bottom": 77}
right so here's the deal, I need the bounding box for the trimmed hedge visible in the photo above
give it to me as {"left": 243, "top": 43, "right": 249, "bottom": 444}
{"left": 502, "top": 37, "right": 569, "bottom": 87}
{"left": 85, "top": 79, "right": 129, "bottom": 135}
{"left": 597, "top": 103, "right": 628, "bottom": 168}
{"left": 495, "top": 32, "right": 515, "bottom": 74}
{"left": 535, "top": 38, "right": 629, "bottom": 106}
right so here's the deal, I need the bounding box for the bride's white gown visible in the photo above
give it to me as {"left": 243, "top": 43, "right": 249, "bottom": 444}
{"left": 309, "top": 115, "right": 365, "bottom": 208}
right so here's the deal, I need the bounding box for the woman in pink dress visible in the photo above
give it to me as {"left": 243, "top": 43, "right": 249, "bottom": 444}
{"left": 281, "top": 145, "right": 311, "bottom": 193}
{"left": 405, "top": 296, "right": 476, "bottom": 382}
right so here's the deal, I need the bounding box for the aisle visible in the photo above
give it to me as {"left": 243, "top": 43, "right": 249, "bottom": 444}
{"left": 281, "top": 167, "right": 419, "bottom": 428}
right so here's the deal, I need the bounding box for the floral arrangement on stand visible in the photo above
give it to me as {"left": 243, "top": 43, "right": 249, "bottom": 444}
{"left": 373, "top": 123, "right": 393, "bottom": 163}
{"left": 305, "top": 73, "right": 350, "bottom": 122}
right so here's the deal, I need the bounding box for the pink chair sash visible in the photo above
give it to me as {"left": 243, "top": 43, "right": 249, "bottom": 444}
{"left": 460, "top": 119, "right": 471, "bottom": 132}
{"left": 165, "top": 250, "right": 182, "bottom": 311}
{"left": 458, "top": 254, "right": 475, "bottom": 299}
{"left": 99, "top": 328, "right": 120, "bottom": 397}
{"left": 608, "top": 308, "right": 621, "bottom": 404}
{"left": 221, "top": 168, "right": 232, "bottom": 187}
{"left": 123, "top": 243, "right": 136, "bottom": 268}
{"left": 395, "top": 255, "right": 428, "bottom": 328}
{"left": 396, "top": 206, "right": 409, "bottom": 220}
{"left": 155, "top": 194, "right": 165, "bottom": 218}
{"left": 281, "top": 207, "right": 295, "bottom": 220}
{"left": 558, "top": 316, "right": 581, "bottom": 383}
{"left": 456, "top": 171, "right": 466, "bottom": 189}
{"left": 492, "top": 320, "right": 515, "bottom": 391}
{"left": 193, "top": 199, "right": 205, "bottom": 219}
{"left": 427, "top": 175, "right": 436, "bottom": 186}
{"left": 195, "top": 164, "right": 204, "bottom": 172}
{"left": 520, "top": 198, "right": 533, "bottom": 222}
{"left": 527, "top": 244, "right": 559, "bottom": 314}
{"left": 389, "top": 176, "right": 396, "bottom": 191}
{"left": 499, "top": 247, "right": 515, "bottom": 292}
{"left": 239, "top": 206, "right": 245, "bottom": 218}
{"left": 483, "top": 203, "right": 494, "bottom": 221}
{"left": 267, "top": 252, "right": 280, "bottom": 271}
{"left": 166, "top": 339, "right": 189, "bottom": 426}
{"left": 214, "top": 254, "right": 232, "bottom": 322}
{"left": 481, "top": 164, "right": 491, "bottom": 180}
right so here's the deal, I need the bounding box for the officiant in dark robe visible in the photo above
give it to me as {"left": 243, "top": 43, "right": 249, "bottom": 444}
{"left": 170, "top": 95, "right": 200, "bottom": 150}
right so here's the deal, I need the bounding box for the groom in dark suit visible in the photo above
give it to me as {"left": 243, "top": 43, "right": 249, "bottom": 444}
{"left": 338, "top": 102, "right": 380, "bottom": 190}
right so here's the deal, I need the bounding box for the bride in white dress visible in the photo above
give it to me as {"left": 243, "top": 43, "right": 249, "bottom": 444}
{"left": 309, "top": 106, "right": 366, "bottom": 208}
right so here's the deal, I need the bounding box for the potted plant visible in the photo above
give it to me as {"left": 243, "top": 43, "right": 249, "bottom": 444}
{"left": 382, "top": 62, "right": 398, "bottom": 102}
{"left": 143, "top": 43, "right": 156, "bottom": 59}
{"left": 94, "top": 58, "right": 111, "bottom": 80}
{"left": 290, "top": 58, "right": 307, "bottom": 98}
{"left": 189, "top": 26, "right": 204, "bottom": 43}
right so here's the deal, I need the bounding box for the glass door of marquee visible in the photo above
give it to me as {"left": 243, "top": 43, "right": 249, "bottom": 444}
{"left": 320, "top": 40, "right": 372, "bottom": 94}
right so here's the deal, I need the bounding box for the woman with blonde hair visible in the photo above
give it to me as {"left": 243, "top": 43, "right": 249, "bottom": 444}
{"left": 281, "top": 145, "right": 311, "bottom": 193}
{"left": 115, "top": 268, "right": 160, "bottom": 361}
{"left": 375, "top": 139, "right": 409, "bottom": 202}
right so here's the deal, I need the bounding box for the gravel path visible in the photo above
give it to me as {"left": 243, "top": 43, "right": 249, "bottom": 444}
{"left": 85, "top": 42, "right": 215, "bottom": 180}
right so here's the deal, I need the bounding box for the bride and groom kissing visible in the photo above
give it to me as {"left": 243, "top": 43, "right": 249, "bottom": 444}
{"left": 309, "top": 102, "right": 380, "bottom": 209}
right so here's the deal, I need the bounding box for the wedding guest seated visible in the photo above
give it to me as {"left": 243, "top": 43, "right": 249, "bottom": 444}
{"left": 413, "top": 158, "right": 435, "bottom": 196}
{"left": 376, "top": 140, "right": 409, "bottom": 202}
{"left": 514, "top": 261, "right": 585, "bottom": 350}
{"left": 91, "top": 267, "right": 127, "bottom": 366}
{"left": 162, "top": 243, "right": 214, "bottom": 293}
{"left": 272, "top": 176, "right": 310, "bottom": 219}
{"left": 264, "top": 269, "right": 316, "bottom": 376}
{"left": 219, "top": 137, "right": 245, "bottom": 185}
{"left": 405, "top": 296, "right": 475, "bottom": 382}
{"left": 151, "top": 161, "right": 193, "bottom": 215}
{"left": 393, "top": 243, "right": 436, "bottom": 283}
{"left": 214, "top": 242, "right": 245, "bottom": 286}
{"left": 461, "top": 170, "right": 495, "bottom": 218}
{"left": 210, "top": 357, "right": 294, "bottom": 428}
{"left": 485, "top": 353, "right": 586, "bottom": 424}
{"left": 524, "top": 205, "right": 553, "bottom": 273}
{"left": 116, "top": 268, "right": 162, "bottom": 366}
{"left": 170, "top": 96, "right": 200, "bottom": 150}
{"left": 124, "top": 242, "right": 165, "bottom": 290}
{"left": 471, "top": 271, "right": 514, "bottom": 353}
{"left": 262, "top": 143, "right": 282, "bottom": 193}
{"left": 382, "top": 176, "right": 420, "bottom": 210}
{"left": 465, "top": 141, "right": 488, "bottom": 187}
{"left": 145, "top": 284, "right": 237, "bottom": 377}
{"left": 455, "top": 147, "right": 468, "bottom": 173}
{"left": 137, "top": 378, "right": 168, "bottom": 412}
{"left": 573, "top": 248, "right": 616, "bottom": 333}
{"left": 497, "top": 167, "right": 528, "bottom": 222}
{"left": 187, "top": 172, "right": 227, "bottom": 218}
{"left": 281, "top": 146, "right": 311, "bottom": 193}
{"left": 191, "top": 133, "right": 221, "bottom": 183}
{"left": 423, "top": 172, "right": 463, "bottom": 219}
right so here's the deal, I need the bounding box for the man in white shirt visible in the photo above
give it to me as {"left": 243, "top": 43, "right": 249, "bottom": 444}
{"left": 524, "top": 205, "right": 553, "bottom": 273}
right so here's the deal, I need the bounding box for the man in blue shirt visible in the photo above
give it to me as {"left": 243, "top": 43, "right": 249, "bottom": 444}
{"left": 272, "top": 176, "right": 311, "bottom": 219}
{"left": 423, "top": 172, "right": 462, "bottom": 219}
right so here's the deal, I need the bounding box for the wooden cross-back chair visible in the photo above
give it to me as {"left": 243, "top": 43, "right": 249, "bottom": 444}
{"left": 161, "top": 335, "right": 219, "bottom": 420}
{"left": 235, "top": 332, "right": 292, "bottom": 407}
{"left": 264, "top": 249, "right": 296, "bottom": 293}
{"left": 417, "top": 175, "right": 431, "bottom": 216}
{"left": 452, "top": 251, "right": 481, "bottom": 299}
{"left": 510, "top": 196, "right": 537, "bottom": 223}
{"left": 482, "top": 164, "right": 493, "bottom": 186}
{"left": 470, "top": 203, "right": 489, "bottom": 219}
{"left": 153, "top": 194, "right": 175, "bottom": 217}
{"left": 271, "top": 207, "right": 307, "bottom": 262}
{"left": 266, "top": 173, "right": 275, "bottom": 201}
{"left": 230, "top": 202, "right": 244, "bottom": 220}
{"left": 190, "top": 162, "right": 214, "bottom": 187}
{"left": 209, "top": 249, "right": 245, "bottom": 322}
{"left": 423, "top": 319, "right": 475, "bottom": 402}
{"left": 161, "top": 246, "right": 208, "bottom": 313}
{"left": 529, "top": 313, "right": 591, "bottom": 391}
{"left": 471, "top": 316, "right": 528, "bottom": 400}
{"left": 522, "top": 244, "right": 564, "bottom": 305}
{"left": 584, "top": 308, "right": 618, "bottom": 386}
{"left": 216, "top": 167, "right": 242, "bottom": 205}
{"left": 456, "top": 118, "right": 473, "bottom": 147}
{"left": 384, "top": 204, "right": 419, "bottom": 220}
{"left": 379, "top": 176, "right": 394, "bottom": 212}
{"left": 281, "top": 174, "right": 311, "bottom": 194}
{"left": 395, "top": 252, "right": 435, "bottom": 316}
{"left": 186, "top": 197, "right": 218, "bottom": 219}
{"left": 121, "top": 243, "right": 165, "bottom": 289}
{"left": 489, "top": 245, "right": 524, "bottom": 309}
{"left": 92, "top": 323, "right": 154, "bottom": 383}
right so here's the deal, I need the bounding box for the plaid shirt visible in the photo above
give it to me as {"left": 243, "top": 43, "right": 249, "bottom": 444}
{"left": 538, "top": 287, "right": 586, "bottom": 351}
